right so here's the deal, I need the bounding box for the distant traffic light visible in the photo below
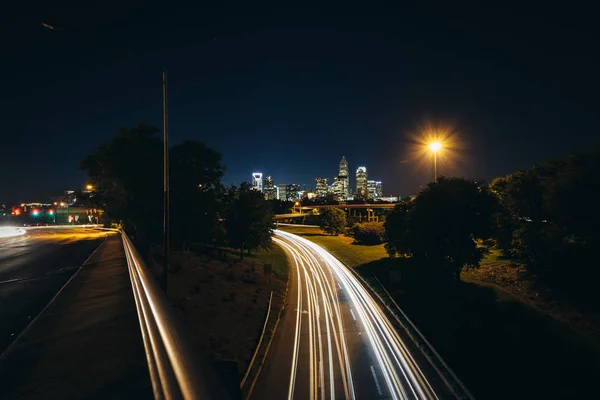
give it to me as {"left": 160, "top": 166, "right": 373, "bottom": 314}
{"left": 32, "top": 209, "right": 39, "bottom": 216}
{"left": 48, "top": 209, "right": 54, "bottom": 215}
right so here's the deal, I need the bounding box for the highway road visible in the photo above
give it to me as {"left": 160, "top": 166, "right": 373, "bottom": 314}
{"left": 252, "top": 230, "right": 450, "bottom": 400}
{"left": 0, "top": 228, "right": 108, "bottom": 354}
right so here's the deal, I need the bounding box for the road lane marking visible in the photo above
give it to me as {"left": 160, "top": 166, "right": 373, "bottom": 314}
{"left": 370, "top": 365, "right": 384, "bottom": 396}
{"left": 350, "top": 309, "right": 357, "bottom": 321}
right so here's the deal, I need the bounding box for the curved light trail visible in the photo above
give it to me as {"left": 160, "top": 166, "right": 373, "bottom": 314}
{"left": 0, "top": 227, "right": 26, "bottom": 238}
{"left": 273, "top": 229, "right": 439, "bottom": 400}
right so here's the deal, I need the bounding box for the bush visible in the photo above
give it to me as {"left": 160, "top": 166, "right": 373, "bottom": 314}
{"left": 319, "top": 208, "right": 347, "bottom": 236}
{"left": 349, "top": 222, "right": 384, "bottom": 245}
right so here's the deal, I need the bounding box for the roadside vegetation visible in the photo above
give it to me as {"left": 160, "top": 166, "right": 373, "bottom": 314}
{"left": 81, "top": 124, "right": 287, "bottom": 388}
{"left": 164, "top": 243, "right": 288, "bottom": 379}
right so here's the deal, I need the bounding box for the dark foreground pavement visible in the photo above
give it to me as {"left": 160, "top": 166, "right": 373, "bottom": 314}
{"left": 0, "top": 233, "right": 152, "bottom": 399}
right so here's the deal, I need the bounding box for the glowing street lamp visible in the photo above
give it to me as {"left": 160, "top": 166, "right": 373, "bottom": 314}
{"left": 429, "top": 141, "right": 442, "bottom": 182}
{"left": 86, "top": 184, "right": 94, "bottom": 191}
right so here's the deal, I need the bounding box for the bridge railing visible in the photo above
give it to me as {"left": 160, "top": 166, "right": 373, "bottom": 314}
{"left": 121, "top": 231, "right": 230, "bottom": 400}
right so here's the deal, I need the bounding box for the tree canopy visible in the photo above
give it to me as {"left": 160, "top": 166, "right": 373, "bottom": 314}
{"left": 224, "top": 183, "right": 275, "bottom": 259}
{"left": 489, "top": 144, "right": 600, "bottom": 307}
{"left": 385, "top": 177, "right": 495, "bottom": 280}
{"left": 80, "top": 124, "right": 225, "bottom": 249}
{"left": 319, "top": 208, "right": 347, "bottom": 236}
{"left": 80, "top": 124, "right": 163, "bottom": 240}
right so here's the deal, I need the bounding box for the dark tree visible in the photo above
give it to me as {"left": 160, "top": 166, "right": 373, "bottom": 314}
{"left": 224, "top": 183, "right": 275, "bottom": 260}
{"left": 384, "top": 200, "right": 414, "bottom": 257}
{"left": 80, "top": 126, "right": 225, "bottom": 259}
{"left": 170, "top": 140, "right": 225, "bottom": 248}
{"left": 491, "top": 144, "right": 600, "bottom": 307}
{"left": 385, "top": 177, "right": 495, "bottom": 281}
{"left": 266, "top": 199, "right": 293, "bottom": 214}
{"left": 319, "top": 208, "right": 347, "bottom": 236}
{"left": 80, "top": 124, "right": 163, "bottom": 243}
{"left": 348, "top": 222, "right": 385, "bottom": 245}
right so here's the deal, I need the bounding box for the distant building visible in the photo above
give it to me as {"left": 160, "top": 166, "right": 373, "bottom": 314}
{"left": 367, "top": 180, "right": 377, "bottom": 199}
{"left": 356, "top": 166, "right": 368, "bottom": 199}
{"left": 264, "top": 176, "right": 276, "bottom": 200}
{"left": 375, "top": 181, "right": 383, "bottom": 198}
{"left": 277, "top": 184, "right": 287, "bottom": 201}
{"left": 287, "top": 184, "right": 300, "bottom": 201}
{"left": 379, "top": 196, "right": 398, "bottom": 203}
{"left": 331, "top": 177, "right": 343, "bottom": 199}
{"left": 252, "top": 172, "right": 263, "bottom": 192}
{"left": 338, "top": 156, "right": 349, "bottom": 199}
{"left": 276, "top": 184, "right": 300, "bottom": 201}
{"left": 315, "top": 177, "right": 328, "bottom": 197}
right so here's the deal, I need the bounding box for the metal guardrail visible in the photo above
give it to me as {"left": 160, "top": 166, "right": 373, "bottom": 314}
{"left": 121, "top": 231, "right": 230, "bottom": 400}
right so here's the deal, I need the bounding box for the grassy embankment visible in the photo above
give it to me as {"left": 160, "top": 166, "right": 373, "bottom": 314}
{"left": 279, "top": 224, "right": 600, "bottom": 400}
{"left": 156, "top": 243, "right": 289, "bottom": 382}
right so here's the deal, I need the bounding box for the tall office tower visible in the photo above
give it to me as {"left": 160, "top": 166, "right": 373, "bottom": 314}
{"left": 375, "top": 181, "right": 383, "bottom": 198}
{"left": 315, "top": 177, "right": 329, "bottom": 197}
{"left": 277, "top": 184, "right": 287, "bottom": 200}
{"left": 287, "top": 184, "right": 300, "bottom": 200}
{"left": 367, "top": 180, "right": 377, "bottom": 199}
{"left": 355, "top": 166, "right": 368, "bottom": 199}
{"left": 338, "top": 156, "right": 349, "bottom": 199}
{"left": 264, "top": 176, "right": 276, "bottom": 200}
{"left": 252, "top": 172, "right": 263, "bottom": 192}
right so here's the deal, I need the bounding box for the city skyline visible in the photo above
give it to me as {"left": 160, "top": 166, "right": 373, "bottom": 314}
{"left": 250, "top": 155, "right": 389, "bottom": 201}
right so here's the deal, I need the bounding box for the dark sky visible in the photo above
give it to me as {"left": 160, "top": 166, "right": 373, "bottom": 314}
{"left": 1, "top": 2, "right": 598, "bottom": 202}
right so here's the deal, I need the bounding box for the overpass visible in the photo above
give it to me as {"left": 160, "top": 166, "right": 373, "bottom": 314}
{"left": 275, "top": 203, "right": 397, "bottom": 222}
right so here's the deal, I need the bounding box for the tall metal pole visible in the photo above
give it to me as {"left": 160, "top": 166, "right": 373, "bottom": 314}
{"left": 162, "top": 69, "right": 170, "bottom": 293}
{"left": 433, "top": 151, "right": 437, "bottom": 183}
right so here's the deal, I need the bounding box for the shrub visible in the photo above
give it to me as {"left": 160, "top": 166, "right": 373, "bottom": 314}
{"left": 349, "top": 222, "right": 384, "bottom": 245}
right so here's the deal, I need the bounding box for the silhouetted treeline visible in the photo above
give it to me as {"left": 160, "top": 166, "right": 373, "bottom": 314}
{"left": 80, "top": 124, "right": 274, "bottom": 261}
{"left": 489, "top": 143, "right": 600, "bottom": 308}
{"left": 382, "top": 143, "right": 600, "bottom": 309}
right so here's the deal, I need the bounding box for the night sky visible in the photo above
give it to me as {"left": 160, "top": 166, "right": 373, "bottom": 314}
{"left": 1, "top": 3, "right": 598, "bottom": 202}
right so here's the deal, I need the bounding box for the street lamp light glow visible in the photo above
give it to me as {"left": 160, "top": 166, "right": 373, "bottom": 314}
{"left": 86, "top": 184, "right": 94, "bottom": 190}
{"left": 429, "top": 141, "right": 442, "bottom": 152}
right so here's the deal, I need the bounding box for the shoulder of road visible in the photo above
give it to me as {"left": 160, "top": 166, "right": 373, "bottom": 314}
{"left": 0, "top": 233, "right": 153, "bottom": 399}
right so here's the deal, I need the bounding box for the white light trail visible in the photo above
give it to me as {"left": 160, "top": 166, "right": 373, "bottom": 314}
{"left": 274, "top": 230, "right": 439, "bottom": 400}
{"left": 0, "top": 227, "right": 26, "bottom": 238}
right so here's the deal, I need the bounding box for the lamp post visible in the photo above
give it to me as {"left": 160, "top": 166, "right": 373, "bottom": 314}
{"left": 162, "top": 69, "right": 170, "bottom": 293}
{"left": 429, "top": 141, "right": 442, "bottom": 183}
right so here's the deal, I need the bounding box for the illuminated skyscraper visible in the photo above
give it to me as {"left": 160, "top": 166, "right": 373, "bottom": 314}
{"left": 264, "top": 176, "right": 276, "bottom": 200}
{"left": 375, "top": 181, "right": 383, "bottom": 198}
{"left": 338, "top": 156, "right": 349, "bottom": 199}
{"left": 315, "top": 177, "right": 328, "bottom": 197}
{"left": 252, "top": 172, "right": 263, "bottom": 192}
{"left": 355, "top": 166, "right": 368, "bottom": 199}
{"left": 287, "top": 184, "right": 300, "bottom": 200}
{"left": 367, "top": 180, "right": 377, "bottom": 199}
{"left": 277, "top": 184, "right": 287, "bottom": 200}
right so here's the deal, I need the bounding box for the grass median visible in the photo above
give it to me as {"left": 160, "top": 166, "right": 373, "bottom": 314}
{"left": 157, "top": 242, "right": 289, "bottom": 386}
{"left": 279, "top": 224, "right": 600, "bottom": 400}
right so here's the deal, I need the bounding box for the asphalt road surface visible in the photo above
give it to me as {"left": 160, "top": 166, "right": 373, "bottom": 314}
{"left": 0, "top": 228, "right": 107, "bottom": 354}
{"left": 252, "top": 230, "right": 451, "bottom": 400}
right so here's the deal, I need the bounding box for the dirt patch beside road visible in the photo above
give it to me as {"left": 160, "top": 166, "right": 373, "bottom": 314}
{"left": 164, "top": 245, "right": 289, "bottom": 381}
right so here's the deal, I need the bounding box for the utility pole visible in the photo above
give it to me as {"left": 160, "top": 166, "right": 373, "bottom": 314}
{"left": 433, "top": 150, "right": 437, "bottom": 183}
{"left": 162, "top": 69, "right": 170, "bottom": 293}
